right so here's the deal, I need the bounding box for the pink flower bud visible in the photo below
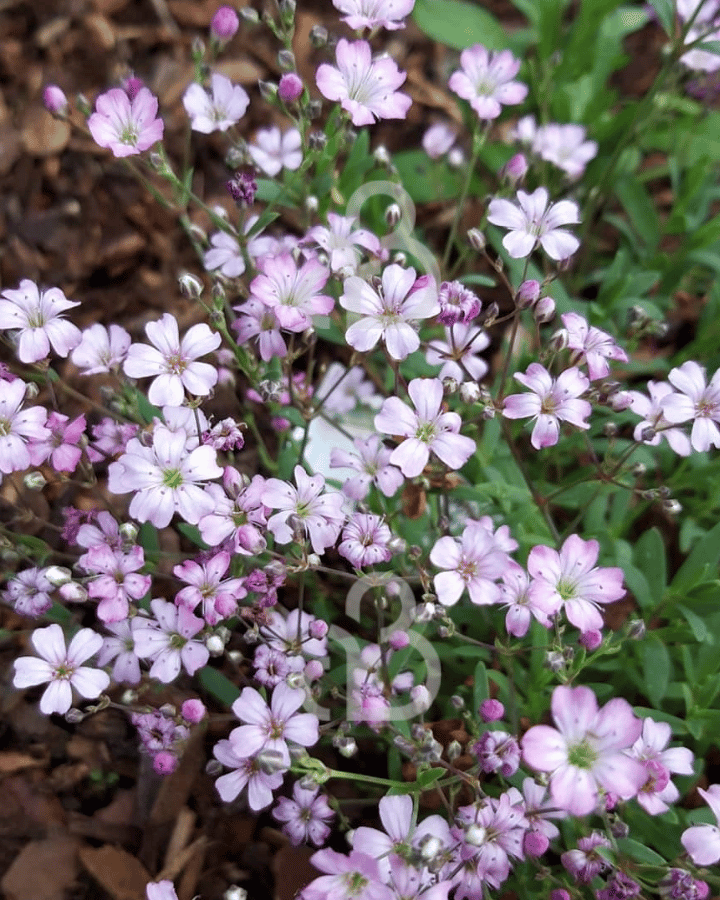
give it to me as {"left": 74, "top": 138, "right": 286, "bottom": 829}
{"left": 153, "top": 751, "right": 178, "bottom": 775}
{"left": 516, "top": 279, "right": 540, "bottom": 308}
{"left": 309, "top": 619, "right": 328, "bottom": 640}
{"left": 279, "top": 72, "right": 303, "bottom": 103}
{"left": 305, "top": 659, "right": 324, "bottom": 682}
{"left": 43, "top": 84, "right": 68, "bottom": 116}
{"left": 122, "top": 76, "right": 144, "bottom": 102}
{"left": 181, "top": 698, "right": 206, "bottom": 723}
{"left": 211, "top": 5, "right": 240, "bottom": 42}
{"left": 524, "top": 831, "right": 549, "bottom": 857}
{"left": 580, "top": 629, "right": 603, "bottom": 651}
{"left": 479, "top": 698, "right": 504, "bottom": 722}
{"left": 551, "top": 891, "right": 571, "bottom": 900}
{"left": 502, "top": 152, "right": 528, "bottom": 184}
{"left": 534, "top": 295, "right": 556, "bottom": 323}
{"left": 389, "top": 630, "right": 410, "bottom": 650}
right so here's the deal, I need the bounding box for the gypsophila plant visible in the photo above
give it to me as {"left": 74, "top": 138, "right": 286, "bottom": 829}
{"left": 6, "top": 1, "right": 720, "bottom": 898}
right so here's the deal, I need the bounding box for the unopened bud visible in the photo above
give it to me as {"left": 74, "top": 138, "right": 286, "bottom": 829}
{"left": 59, "top": 581, "right": 87, "bottom": 603}
{"left": 24, "top": 471, "right": 46, "bottom": 491}
{"left": 459, "top": 381, "right": 481, "bottom": 404}
{"left": 609, "top": 816, "right": 630, "bottom": 839}
{"left": 308, "top": 131, "right": 327, "bottom": 150}
{"left": 239, "top": 7, "right": 260, "bottom": 23}
{"left": 447, "top": 739, "right": 462, "bottom": 762}
{"left": 305, "top": 195, "right": 319, "bottom": 213}
{"left": 501, "top": 152, "right": 528, "bottom": 184}
{"left": 305, "top": 659, "right": 324, "bottom": 681}
{"left": 483, "top": 302, "right": 499, "bottom": 327}
{"left": 392, "top": 251, "right": 407, "bottom": 266}
{"left": 307, "top": 98, "right": 323, "bottom": 119}
{"left": 479, "top": 698, "right": 504, "bottom": 722}
{"left": 65, "top": 708, "right": 85, "bottom": 724}
{"left": 278, "top": 72, "right": 303, "bottom": 103}
{"left": 545, "top": 650, "right": 565, "bottom": 673}
{"left": 119, "top": 521, "right": 138, "bottom": 544}
{"left": 447, "top": 147, "right": 464, "bottom": 168}
{"left": 516, "top": 279, "right": 540, "bottom": 308}
{"left": 258, "top": 80, "right": 277, "bottom": 102}
{"left": 373, "top": 145, "right": 391, "bottom": 166}
{"left": 179, "top": 271, "right": 204, "bottom": 299}
{"left": 628, "top": 619, "right": 646, "bottom": 640}
{"left": 309, "top": 24, "right": 328, "bottom": 47}
{"left": 337, "top": 736, "right": 358, "bottom": 758}
{"left": 257, "top": 748, "right": 287, "bottom": 774}
{"left": 210, "top": 6, "right": 240, "bottom": 42}
{"left": 442, "top": 376, "right": 458, "bottom": 396}
{"left": 389, "top": 630, "right": 409, "bottom": 650}
{"left": 663, "top": 498, "right": 682, "bottom": 515}
{"left": 534, "top": 295, "right": 556, "bottom": 323}
{"left": 224, "top": 887, "right": 248, "bottom": 900}
{"left": 191, "top": 35, "right": 206, "bottom": 61}
{"left": 206, "top": 634, "right": 226, "bottom": 656}
{"left": 278, "top": 49, "right": 296, "bottom": 71}
{"left": 206, "top": 758, "right": 223, "bottom": 776}
{"left": 385, "top": 203, "right": 402, "bottom": 228}
{"left": 411, "top": 684, "right": 431, "bottom": 712}
{"left": 309, "top": 619, "right": 329, "bottom": 640}
{"left": 43, "top": 84, "right": 68, "bottom": 116}
{"left": 43, "top": 565, "right": 71, "bottom": 587}
{"left": 468, "top": 228, "right": 485, "bottom": 251}
{"left": 580, "top": 629, "right": 603, "bottom": 651}
{"left": 603, "top": 422, "right": 618, "bottom": 438}
{"left": 450, "top": 694, "right": 465, "bottom": 710}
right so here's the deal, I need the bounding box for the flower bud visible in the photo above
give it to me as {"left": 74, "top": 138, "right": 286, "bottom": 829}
{"left": 181, "top": 698, "right": 206, "bottom": 723}
{"left": 43, "top": 84, "right": 68, "bottom": 116}
{"left": 580, "top": 629, "right": 603, "bottom": 651}
{"left": 545, "top": 650, "right": 565, "bottom": 673}
{"left": 119, "top": 521, "right": 139, "bottom": 545}
{"left": 153, "top": 751, "right": 178, "bottom": 775}
{"left": 24, "top": 472, "right": 46, "bottom": 491}
{"left": 516, "top": 279, "right": 540, "bottom": 308}
{"left": 663, "top": 498, "right": 682, "bottom": 515}
{"left": 411, "top": 685, "right": 432, "bottom": 711}
{"left": 482, "top": 302, "right": 499, "bottom": 327}
{"left": 534, "top": 295, "right": 556, "bottom": 323}
{"left": 206, "top": 634, "right": 226, "bottom": 656}
{"left": 385, "top": 203, "right": 402, "bottom": 228}
{"left": 224, "top": 887, "right": 248, "bottom": 900}
{"left": 459, "top": 381, "right": 481, "bottom": 404}
{"left": 373, "top": 145, "right": 391, "bottom": 166}
{"left": 450, "top": 694, "right": 465, "bottom": 710}
{"left": 337, "top": 736, "right": 358, "bottom": 758}
{"left": 258, "top": 80, "right": 277, "bottom": 102}
{"left": 305, "top": 659, "right": 324, "bottom": 682}
{"left": 210, "top": 6, "right": 239, "bottom": 42}
{"left": 628, "top": 619, "right": 646, "bottom": 640}
{"left": 309, "top": 24, "right": 328, "bottom": 47}
{"left": 479, "top": 698, "right": 504, "bottom": 722}
{"left": 501, "top": 152, "right": 528, "bottom": 184}
{"left": 44, "top": 565, "right": 72, "bottom": 587}
{"left": 278, "top": 72, "right": 303, "bottom": 103}
{"left": 65, "top": 707, "right": 85, "bottom": 723}
{"left": 278, "top": 49, "right": 296, "bottom": 71}
{"left": 467, "top": 228, "right": 486, "bottom": 251}
{"left": 447, "top": 739, "right": 462, "bottom": 762}
{"left": 239, "top": 7, "right": 259, "bottom": 23}
{"left": 389, "top": 630, "right": 410, "bottom": 650}
{"left": 59, "top": 581, "right": 88, "bottom": 603}
{"left": 447, "top": 147, "right": 465, "bottom": 168}
{"left": 307, "top": 98, "right": 323, "bottom": 119}
{"left": 257, "top": 748, "right": 287, "bottom": 774}
{"left": 524, "top": 831, "right": 549, "bottom": 857}
{"left": 309, "top": 619, "right": 329, "bottom": 639}
{"left": 179, "top": 271, "right": 204, "bottom": 299}
{"left": 205, "top": 758, "right": 223, "bottom": 776}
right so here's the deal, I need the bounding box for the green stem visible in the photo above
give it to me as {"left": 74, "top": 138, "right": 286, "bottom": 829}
{"left": 442, "top": 124, "right": 488, "bottom": 273}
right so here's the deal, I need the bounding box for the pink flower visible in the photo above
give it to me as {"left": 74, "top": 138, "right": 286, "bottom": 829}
{"left": 436, "top": 280, "right": 481, "bottom": 326}
{"left": 531, "top": 123, "right": 598, "bottom": 179}
{"left": 560, "top": 312, "right": 628, "bottom": 380}
{"left": 232, "top": 297, "right": 287, "bottom": 361}
{"left": 82, "top": 544, "right": 151, "bottom": 623}
{"left": 43, "top": 84, "right": 68, "bottom": 115}
{"left": 4, "top": 567, "right": 54, "bottom": 617}
{"left": 0, "top": 279, "right": 81, "bottom": 363}
{"left": 250, "top": 254, "right": 333, "bottom": 332}
{"left": 561, "top": 831, "right": 612, "bottom": 882}
{"left": 174, "top": 550, "right": 246, "bottom": 625}
{"left": 330, "top": 434, "right": 404, "bottom": 500}
{"left": 338, "top": 513, "right": 393, "bottom": 568}
{"left": 681, "top": 784, "right": 720, "bottom": 865}
{"left": 522, "top": 684, "right": 645, "bottom": 816}
{"left": 332, "top": 0, "right": 415, "bottom": 30}
{"left": 422, "top": 122, "right": 457, "bottom": 159}
{"left": 302, "top": 850, "right": 393, "bottom": 900}
{"left": 305, "top": 213, "right": 385, "bottom": 276}
{"left": 487, "top": 187, "right": 580, "bottom": 260}
{"left": 0, "top": 378, "right": 50, "bottom": 474}
{"left": 527, "top": 534, "right": 625, "bottom": 632}
{"left": 88, "top": 87, "right": 164, "bottom": 157}
{"left": 96, "top": 619, "right": 143, "bottom": 684}
{"left": 108, "top": 425, "right": 222, "bottom": 528}
{"left": 249, "top": 126, "right": 302, "bottom": 176}
{"left": 375, "top": 377, "right": 476, "bottom": 477}
{"left": 71, "top": 323, "right": 131, "bottom": 374}
{"left": 198, "top": 470, "right": 268, "bottom": 554}
{"left": 429, "top": 520, "right": 508, "bottom": 606}
{"left": 502, "top": 363, "right": 590, "bottom": 449}
{"left": 273, "top": 783, "right": 334, "bottom": 847}
{"left": 629, "top": 718, "right": 694, "bottom": 815}
{"left": 279, "top": 73, "right": 304, "bottom": 103}
{"left": 123, "top": 313, "right": 221, "bottom": 407}
{"left": 316, "top": 39, "right": 411, "bottom": 126}
{"left": 627, "top": 381, "right": 691, "bottom": 456}
{"left": 425, "top": 323, "right": 490, "bottom": 382}
{"left": 133, "top": 598, "right": 209, "bottom": 682}
{"left": 214, "top": 740, "right": 285, "bottom": 809}
{"left": 661, "top": 360, "right": 720, "bottom": 452}
{"left": 13, "top": 623, "right": 109, "bottom": 715}
{"left": 498, "top": 562, "right": 554, "bottom": 637}
{"left": 448, "top": 45, "right": 527, "bottom": 120}
{"left": 341, "top": 265, "right": 438, "bottom": 361}
{"left": 146, "top": 882, "right": 179, "bottom": 900}
{"left": 29, "top": 411, "right": 86, "bottom": 472}
{"left": 228, "top": 683, "right": 319, "bottom": 766}
{"left": 182, "top": 73, "right": 249, "bottom": 133}
{"left": 262, "top": 466, "right": 346, "bottom": 554}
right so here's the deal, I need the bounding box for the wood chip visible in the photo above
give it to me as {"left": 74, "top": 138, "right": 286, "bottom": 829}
{"left": 79, "top": 844, "right": 151, "bottom": 900}
{"left": 1, "top": 833, "right": 80, "bottom": 900}
{"left": 85, "top": 13, "right": 116, "bottom": 50}
{"left": 21, "top": 106, "right": 71, "bottom": 157}
{"left": 0, "top": 750, "right": 47, "bottom": 774}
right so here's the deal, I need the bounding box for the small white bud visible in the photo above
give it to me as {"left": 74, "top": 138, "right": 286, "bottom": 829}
{"left": 44, "top": 565, "right": 72, "bottom": 587}
{"left": 206, "top": 634, "right": 226, "bottom": 656}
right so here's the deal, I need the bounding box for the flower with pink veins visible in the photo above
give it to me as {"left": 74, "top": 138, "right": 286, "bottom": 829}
{"left": 305, "top": 213, "right": 385, "bottom": 276}
{"left": 28, "top": 411, "right": 86, "bottom": 473}
{"left": 527, "top": 534, "right": 625, "bottom": 632}
{"left": 560, "top": 312, "right": 628, "bottom": 380}
{"left": 330, "top": 434, "right": 404, "bottom": 500}
{"left": 302, "top": 850, "right": 393, "bottom": 900}
{"left": 522, "top": 684, "right": 645, "bottom": 816}
{"left": 498, "top": 561, "right": 555, "bottom": 637}
{"left": 338, "top": 513, "right": 394, "bottom": 568}
{"left": 123, "top": 313, "right": 221, "bottom": 407}
{"left": 502, "top": 363, "right": 591, "bottom": 449}
{"left": 375, "top": 377, "right": 476, "bottom": 477}
{"left": 13, "top": 623, "right": 109, "bottom": 715}
{"left": 88, "top": 87, "right": 164, "bottom": 157}
{"left": 82, "top": 544, "right": 152, "bottom": 623}
{"left": 262, "top": 465, "right": 346, "bottom": 554}
{"left": 316, "top": 39, "right": 411, "bottom": 126}
{"left": 213, "top": 740, "right": 285, "bottom": 809}
{"left": 273, "top": 783, "right": 334, "bottom": 847}
{"left": 132, "top": 598, "right": 209, "bottom": 682}
{"left": 629, "top": 718, "right": 694, "bottom": 815}
{"left": 430, "top": 520, "right": 508, "bottom": 607}
{"left": 487, "top": 187, "right": 580, "bottom": 260}
{"left": 0, "top": 378, "right": 50, "bottom": 474}
{"left": 249, "top": 126, "right": 302, "bottom": 176}
{"left": 341, "top": 265, "right": 438, "bottom": 361}
{"left": 198, "top": 469, "right": 268, "bottom": 554}
{"left": 250, "top": 254, "right": 333, "bottom": 332}
{"left": 448, "top": 44, "right": 527, "bottom": 120}
{"left": 681, "top": 784, "right": 720, "bottom": 865}
{"left": 228, "top": 683, "right": 320, "bottom": 766}
{"left": 0, "top": 279, "right": 81, "bottom": 363}
{"left": 661, "top": 360, "right": 720, "bottom": 452}
{"left": 425, "top": 323, "right": 490, "bottom": 383}
{"left": 232, "top": 297, "right": 288, "bottom": 361}
{"left": 182, "top": 72, "right": 249, "bottom": 133}
{"left": 627, "top": 381, "right": 691, "bottom": 456}
{"left": 332, "top": 0, "right": 415, "bottom": 30}
{"left": 71, "top": 323, "right": 131, "bottom": 374}
{"left": 3, "top": 567, "right": 54, "bottom": 617}
{"left": 173, "top": 550, "right": 247, "bottom": 625}
{"left": 107, "top": 424, "right": 223, "bottom": 528}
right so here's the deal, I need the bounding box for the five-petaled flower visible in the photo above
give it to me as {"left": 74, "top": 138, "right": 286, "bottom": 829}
{"left": 449, "top": 44, "right": 527, "bottom": 120}
{"left": 88, "top": 87, "right": 164, "bottom": 157}
{"left": 488, "top": 187, "right": 580, "bottom": 260}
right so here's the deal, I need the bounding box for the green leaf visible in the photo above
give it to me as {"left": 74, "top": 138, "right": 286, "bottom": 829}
{"left": 393, "top": 151, "right": 463, "bottom": 203}
{"left": 412, "top": 0, "right": 517, "bottom": 51}
{"left": 472, "top": 661, "right": 490, "bottom": 712}
{"left": 616, "top": 837, "right": 667, "bottom": 866}
{"left": 198, "top": 667, "right": 240, "bottom": 706}
{"left": 634, "top": 527, "right": 666, "bottom": 608}
{"left": 417, "top": 766, "right": 445, "bottom": 789}
{"left": 671, "top": 520, "right": 720, "bottom": 593}
{"left": 615, "top": 176, "right": 660, "bottom": 249}
{"left": 639, "top": 635, "right": 671, "bottom": 706}
{"left": 648, "top": 0, "right": 674, "bottom": 32}
{"left": 678, "top": 604, "right": 709, "bottom": 643}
